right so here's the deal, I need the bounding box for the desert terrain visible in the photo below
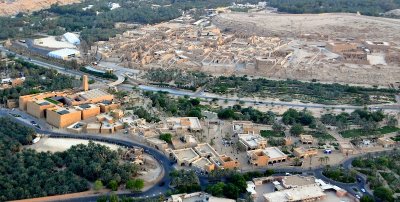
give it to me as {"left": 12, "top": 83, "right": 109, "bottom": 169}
{"left": 0, "top": 0, "right": 80, "bottom": 16}
{"left": 214, "top": 12, "right": 400, "bottom": 41}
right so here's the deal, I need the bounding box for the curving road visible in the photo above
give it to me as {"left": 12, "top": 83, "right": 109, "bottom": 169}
{"left": 1, "top": 45, "right": 399, "bottom": 111}
{"left": 1, "top": 109, "right": 389, "bottom": 201}
{"left": 0, "top": 110, "right": 174, "bottom": 202}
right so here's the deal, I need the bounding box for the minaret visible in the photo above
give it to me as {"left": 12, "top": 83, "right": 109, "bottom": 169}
{"left": 82, "top": 75, "right": 89, "bottom": 91}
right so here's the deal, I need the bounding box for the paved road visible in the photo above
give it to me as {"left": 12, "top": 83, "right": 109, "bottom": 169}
{"left": 1, "top": 109, "right": 389, "bottom": 201}
{"left": 1, "top": 45, "right": 400, "bottom": 111}
{"left": 0, "top": 109, "right": 174, "bottom": 202}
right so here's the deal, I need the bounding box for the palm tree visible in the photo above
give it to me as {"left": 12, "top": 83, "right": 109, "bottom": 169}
{"left": 324, "top": 156, "right": 330, "bottom": 164}
{"left": 293, "top": 157, "right": 301, "bottom": 166}
{"left": 318, "top": 157, "right": 325, "bottom": 165}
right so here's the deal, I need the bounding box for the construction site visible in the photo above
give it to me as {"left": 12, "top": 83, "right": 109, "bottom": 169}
{"left": 92, "top": 11, "right": 400, "bottom": 86}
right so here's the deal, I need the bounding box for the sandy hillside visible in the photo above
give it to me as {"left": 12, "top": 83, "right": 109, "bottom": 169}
{"left": 0, "top": 0, "right": 80, "bottom": 16}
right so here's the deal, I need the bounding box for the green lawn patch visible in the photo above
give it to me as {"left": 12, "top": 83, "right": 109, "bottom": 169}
{"left": 308, "top": 131, "right": 336, "bottom": 140}
{"left": 377, "top": 126, "right": 400, "bottom": 134}
{"left": 341, "top": 126, "right": 400, "bottom": 138}
{"left": 261, "top": 130, "right": 285, "bottom": 138}
{"left": 340, "top": 129, "right": 365, "bottom": 138}
{"left": 391, "top": 136, "right": 400, "bottom": 142}
{"left": 44, "top": 97, "right": 60, "bottom": 105}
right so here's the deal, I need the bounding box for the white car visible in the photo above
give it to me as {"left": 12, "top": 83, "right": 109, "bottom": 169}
{"left": 355, "top": 194, "right": 361, "bottom": 199}
{"left": 361, "top": 188, "right": 366, "bottom": 193}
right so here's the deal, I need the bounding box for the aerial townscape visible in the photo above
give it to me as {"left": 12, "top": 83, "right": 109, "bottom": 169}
{"left": 1, "top": 0, "right": 400, "bottom": 202}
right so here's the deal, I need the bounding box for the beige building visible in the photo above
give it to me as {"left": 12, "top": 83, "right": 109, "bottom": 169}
{"left": 192, "top": 157, "right": 215, "bottom": 173}
{"left": 46, "top": 107, "right": 81, "bottom": 128}
{"left": 166, "top": 117, "right": 202, "bottom": 132}
{"left": 146, "top": 137, "right": 169, "bottom": 151}
{"left": 66, "top": 122, "right": 86, "bottom": 134}
{"left": 168, "top": 148, "right": 200, "bottom": 166}
{"left": 299, "top": 135, "right": 314, "bottom": 144}
{"left": 98, "top": 101, "right": 120, "bottom": 113}
{"left": 247, "top": 147, "right": 288, "bottom": 166}
{"left": 326, "top": 42, "right": 358, "bottom": 53}
{"left": 377, "top": 137, "right": 396, "bottom": 148}
{"left": 69, "top": 88, "right": 114, "bottom": 105}
{"left": 238, "top": 132, "right": 268, "bottom": 150}
{"left": 172, "top": 135, "right": 198, "bottom": 149}
{"left": 339, "top": 142, "right": 355, "bottom": 155}
{"left": 19, "top": 91, "right": 67, "bottom": 111}
{"left": 232, "top": 121, "right": 256, "bottom": 134}
{"left": 86, "top": 122, "right": 102, "bottom": 133}
{"left": 6, "top": 99, "right": 18, "bottom": 108}
{"left": 293, "top": 147, "right": 318, "bottom": 158}
{"left": 194, "top": 143, "right": 239, "bottom": 170}
{"left": 263, "top": 184, "right": 326, "bottom": 202}
{"left": 27, "top": 99, "right": 58, "bottom": 118}
{"left": 168, "top": 192, "right": 234, "bottom": 202}
{"left": 75, "top": 103, "right": 101, "bottom": 119}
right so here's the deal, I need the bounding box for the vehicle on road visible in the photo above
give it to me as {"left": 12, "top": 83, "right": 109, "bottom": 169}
{"left": 9, "top": 113, "right": 21, "bottom": 117}
{"left": 361, "top": 188, "right": 366, "bottom": 193}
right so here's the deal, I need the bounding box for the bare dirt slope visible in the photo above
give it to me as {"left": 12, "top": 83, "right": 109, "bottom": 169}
{"left": 214, "top": 12, "right": 400, "bottom": 42}
{"left": 0, "top": 0, "right": 80, "bottom": 16}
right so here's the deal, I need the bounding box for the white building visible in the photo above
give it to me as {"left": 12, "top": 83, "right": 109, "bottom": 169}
{"left": 48, "top": 49, "right": 80, "bottom": 60}
{"left": 63, "top": 32, "right": 80, "bottom": 45}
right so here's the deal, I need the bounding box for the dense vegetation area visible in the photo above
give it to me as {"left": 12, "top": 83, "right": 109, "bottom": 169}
{"left": 128, "top": 106, "right": 161, "bottom": 123}
{"left": 144, "top": 92, "right": 204, "bottom": 118}
{"left": 169, "top": 170, "right": 201, "bottom": 194}
{"left": 322, "top": 165, "right": 356, "bottom": 183}
{"left": 80, "top": 67, "right": 117, "bottom": 80}
{"left": 352, "top": 152, "right": 400, "bottom": 201}
{"left": 217, "top": 104, "right": 276, "bottom": 124}
{"left": 205, "top": 169, "right": 274, "bottom": 199}
{"left": 267, "top": 0, "right": 400, "bottom": 16}
{"left": 208, "top": 76, "right": 398, "bottom": 105}
{"left": 319, "top": 109, "right": 398, "bottom": 138}
{"left": 0, "top": 57, "right": 79, "bottom": 104}
{"left": 144, "top": 69, "right": 211, "bottom": 91}
{"left": 0, "top": 118, "right": 139, "bottom": 201}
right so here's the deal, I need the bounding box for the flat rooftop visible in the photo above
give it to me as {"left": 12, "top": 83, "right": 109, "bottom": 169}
{"left": 35, "top": 100, "right": 52, "bottom": 106}
{"left": 282, "top": 175, "right": 316, "bottom": 188}
{"left": 238, "top": 133, "right": 266, "bottom": 148}
{"left": 293, "top": 147, "right": 317, "bottom": 154}
{"left": 147, "top": 137, "right": 167, "bottom": 144}
{"left": 300, "top": 134, "right": 313, "bottom": 140}
{"left": 195, "top": 143, "right": 218, "bottom": 157}
{"left": 167, "top": 117, "right": 202, "bottom": 130}
{"left": 378, "top": 137, "right": 395, "bottom": 144}
{"left": 263, "top": 184, "right": 326, "bottom": 202}
{"left": 263, "top": 147, "right": 287, "bottom": 159}
{"left": 339, "top": 142, "right": 354, "bottom": 149}
{"left": 78, "top": 88, "right": 112, "bottom": 100}
{"left": 52, "top": 107, "right": 78, "bottom": 115}
{"left": 87, "top": 122, "right": 101, "bottom": 129}
{"left": 75, "top": 103, "right": 98, "bottom": 110}
{"left": 172, "top": 148, "right": 199, "bottom": 162}
{"left": 192, "top": 157, "right": 213, "bottom": 169}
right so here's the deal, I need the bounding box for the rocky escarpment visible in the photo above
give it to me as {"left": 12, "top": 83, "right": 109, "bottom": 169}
{"left": 0, "top": 0, "right": 81, "bottom": 16}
